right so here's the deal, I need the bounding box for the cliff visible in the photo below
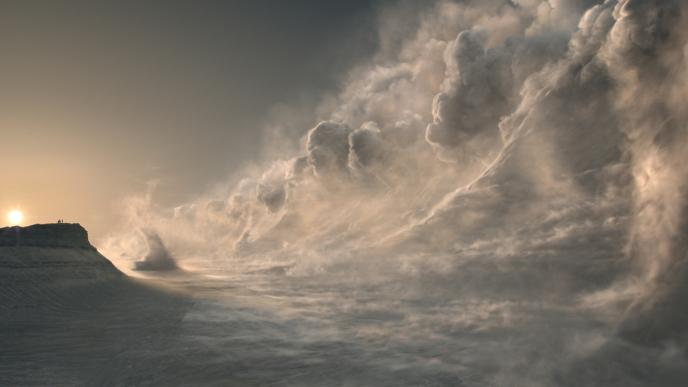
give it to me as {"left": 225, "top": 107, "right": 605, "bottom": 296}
{"left": 0, "top": 223, "right": 96, "bottom": 249}
{"left": 0, "top": 224, "right": 190, "bottom": 386}
{"left": 0, "top": 223, "right": 123, "bottom": 293}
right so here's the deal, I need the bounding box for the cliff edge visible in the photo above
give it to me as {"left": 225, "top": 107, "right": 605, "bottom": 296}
{"left": 0, "top": 223, "right": 97, "bottom": 249}
{"left": 0, "top": 223, "right": 123, "bottom": 296}
{"left": 0, "top": 224, "right": 190, "bottom": 386}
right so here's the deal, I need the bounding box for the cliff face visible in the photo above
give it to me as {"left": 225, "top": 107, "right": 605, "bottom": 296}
{"left": 0, "top": 224, "right": 122, "bottom": 294}
{"left": 0, "top": 224, "right": 189, "bottom": 387}
{"left": 0, "top": 223, "right": 96, "bottom": 249}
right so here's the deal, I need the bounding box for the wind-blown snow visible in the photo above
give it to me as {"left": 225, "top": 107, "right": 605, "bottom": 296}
{"left": 102, "top": 1, "right": 688, "bottom": 385}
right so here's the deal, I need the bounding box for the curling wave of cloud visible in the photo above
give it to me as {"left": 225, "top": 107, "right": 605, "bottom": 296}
{"left": 102, "top": 1, "right": 688, "bottom": 385}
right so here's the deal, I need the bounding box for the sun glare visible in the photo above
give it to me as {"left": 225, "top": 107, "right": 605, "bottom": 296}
{"left": 7, "top": 210, "right": 24, "bottom": 226}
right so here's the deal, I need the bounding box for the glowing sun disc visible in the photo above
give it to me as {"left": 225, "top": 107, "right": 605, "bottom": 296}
{"left": 7, "top": 210, "right": 24, "bottom": 226}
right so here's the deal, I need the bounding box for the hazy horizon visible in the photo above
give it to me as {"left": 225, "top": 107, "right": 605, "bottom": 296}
{"left": 0, "top": 0, "right": 383, "bottom": 240}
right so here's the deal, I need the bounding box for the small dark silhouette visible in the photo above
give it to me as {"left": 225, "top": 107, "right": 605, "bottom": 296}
{"left": 57, "top": 219, "right": 64, "bottom": 224}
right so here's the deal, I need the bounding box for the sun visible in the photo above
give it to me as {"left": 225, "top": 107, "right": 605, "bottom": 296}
{"left": 7, "top": 210, "right": 24, "bottom": 226}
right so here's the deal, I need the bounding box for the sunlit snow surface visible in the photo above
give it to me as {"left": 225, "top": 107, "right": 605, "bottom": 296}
{"left": 1, "top": 252, "right": 687, "bottom": 386}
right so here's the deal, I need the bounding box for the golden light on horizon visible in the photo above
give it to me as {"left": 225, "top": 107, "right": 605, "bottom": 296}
{"left": 7, "top": 209, "right": 24, "bottom": 226}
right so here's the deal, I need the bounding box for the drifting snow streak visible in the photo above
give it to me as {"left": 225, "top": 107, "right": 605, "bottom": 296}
{"left": 104, "top": 1, "right": 688, "bottom": 385}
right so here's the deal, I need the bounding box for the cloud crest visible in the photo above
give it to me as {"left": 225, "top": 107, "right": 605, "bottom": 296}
{"left": 103, "top": 1, "right": 688, "bottom": 384}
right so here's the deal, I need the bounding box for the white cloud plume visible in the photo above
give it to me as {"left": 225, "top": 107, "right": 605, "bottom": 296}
{"left": 102, "top": 1, "right": 688, "bottom": 384}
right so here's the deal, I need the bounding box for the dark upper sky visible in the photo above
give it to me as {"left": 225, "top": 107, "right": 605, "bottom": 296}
{"left": 0, "top": 0, "right": 380, "bottom": 237}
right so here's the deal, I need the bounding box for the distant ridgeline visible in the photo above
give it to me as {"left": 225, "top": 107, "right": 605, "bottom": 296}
{"left": 0, "top": 223, "right": 122, "bottom": 294}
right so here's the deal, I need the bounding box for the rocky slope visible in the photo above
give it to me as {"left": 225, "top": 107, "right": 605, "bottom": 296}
{"left": 0, "top": 224, "right": 122, "bottom": 295}
{"left": 0, "top": 223, "right": 190, "bottom": 386}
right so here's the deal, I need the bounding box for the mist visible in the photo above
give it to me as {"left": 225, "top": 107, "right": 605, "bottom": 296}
{"left": 101, "top": 1, "right": 688, "bottom": 385}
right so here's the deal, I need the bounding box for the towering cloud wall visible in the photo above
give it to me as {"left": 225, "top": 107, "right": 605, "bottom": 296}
{"left": 104, "top": 1, "right": 688, "bottom": 383}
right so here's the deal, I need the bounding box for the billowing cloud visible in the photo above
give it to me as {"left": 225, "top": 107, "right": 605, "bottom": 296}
{"left": 133, "top": 230, "right": 178, "bottom": 271}
{"left": 305, "top": 121, "right": 352, "bottom": 176}
{"left": 102, "top": 1, "right": 688, "bottom": 384}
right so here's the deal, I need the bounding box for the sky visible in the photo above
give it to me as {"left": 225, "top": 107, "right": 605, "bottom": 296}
{"left": 0, "top": 0, "right": 379, "bottom": 237}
